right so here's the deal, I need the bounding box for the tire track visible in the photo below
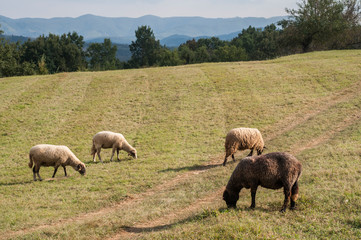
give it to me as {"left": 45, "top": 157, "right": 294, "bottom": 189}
{"left": 263, "top": 80, "right": 361, "bottom": 141}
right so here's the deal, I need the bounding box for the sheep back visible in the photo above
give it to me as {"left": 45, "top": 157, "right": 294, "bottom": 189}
{"left": 92, "top": 131, "right": 126, "bottom": 149}
{"left": 227, "top": 152, "right": 301, "bottom": 191}
{"left": 29, "top": 144, "right": 84, "bottom": 169}
{"left": 225, "top": 128, "right": 264, "bottom": 154}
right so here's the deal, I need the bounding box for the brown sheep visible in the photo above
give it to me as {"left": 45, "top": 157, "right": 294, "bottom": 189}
{"left": 223, "top": 152, "right": 302, "bottom": 212}
{"left": 223, "top": 127, "right": 265, "bottom": 166}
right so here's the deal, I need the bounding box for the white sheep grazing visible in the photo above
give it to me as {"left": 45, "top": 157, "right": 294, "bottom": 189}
{"left": 28, "top": 144, "right": 86, "bottom": 181}
{"left": 91, "top": 131, "right": 137, "bottom": 163}
{"left": 223, "top": 127, "right": 266, "bottom": 166}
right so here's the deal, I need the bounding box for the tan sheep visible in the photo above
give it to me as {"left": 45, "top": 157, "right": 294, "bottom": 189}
{"left": 223, "top": 127, "right": 265, "bottom": 166}
{"left": 223, "top": 152, "right": 302, "bottom": 212}
{"left": 91, "top": 131, "right": 137, "bottom": 163}
{"left": 28, "top": 144, "right": 86, "bottom": 181}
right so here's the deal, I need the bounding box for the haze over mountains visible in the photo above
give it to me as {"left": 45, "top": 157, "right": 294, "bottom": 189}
{"left": 0, "top": 14, "right": 286, "bottom": 46}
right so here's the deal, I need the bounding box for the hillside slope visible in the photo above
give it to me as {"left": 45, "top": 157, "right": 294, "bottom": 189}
{"left": 0, "top": 50, "right": 360, "bottom": 239}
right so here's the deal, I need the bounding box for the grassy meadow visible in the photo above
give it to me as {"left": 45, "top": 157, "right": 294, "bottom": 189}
{"left": 0, "top": 50, "right": 360, "bottom": 239}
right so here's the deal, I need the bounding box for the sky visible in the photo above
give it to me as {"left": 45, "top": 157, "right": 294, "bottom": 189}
{"left": 0, "top": 0, "right": 298, "bottom": 19}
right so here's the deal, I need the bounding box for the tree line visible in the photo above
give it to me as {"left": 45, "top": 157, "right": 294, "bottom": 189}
{"left": 1, "top": 0, "right": 360, "bottom": 78}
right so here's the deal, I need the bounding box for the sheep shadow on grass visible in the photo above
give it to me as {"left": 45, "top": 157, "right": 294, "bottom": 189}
{"left": 85, "top": 157, "right": 134, "bottom": 165}
{"left": 0, "top": 180, "right": 33, "bottom": 186}
{"left": 159, "top": 162, "right": 223, "bottom": 173}
{"left": 121, "top": 207, "right": 227, "bottom": 234}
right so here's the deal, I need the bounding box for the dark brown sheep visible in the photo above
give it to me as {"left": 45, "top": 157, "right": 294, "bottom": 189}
{"left": 223, "top": 152, "right": 302, "bottom": 212}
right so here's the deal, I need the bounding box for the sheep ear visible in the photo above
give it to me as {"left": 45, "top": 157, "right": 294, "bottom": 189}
{"left": 77, "top": 164, "right": 81, "bottom": 170}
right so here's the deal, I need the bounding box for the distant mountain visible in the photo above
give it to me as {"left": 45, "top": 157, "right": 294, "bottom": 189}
{"left": 160, "top": 34, "right": 210, "bottom": 47}
{"left": 160, "top": 31, "right": 246, "bottom": 47}
{"left": 0, "top": 14, "right": 286, "bottom": 46}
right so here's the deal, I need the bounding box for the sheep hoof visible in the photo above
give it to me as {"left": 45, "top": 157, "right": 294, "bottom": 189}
{"left": 290, "top": 206, "right": 296, "bottom": 211}
{"left": 280, "top": 209, "right": 286, "bottom": 213}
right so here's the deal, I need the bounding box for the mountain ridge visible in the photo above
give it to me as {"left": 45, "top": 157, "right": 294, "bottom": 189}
{"left": 0, "top": 14, "right": 286, "bottom": 46}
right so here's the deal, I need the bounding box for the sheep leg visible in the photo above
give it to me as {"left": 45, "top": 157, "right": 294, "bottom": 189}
{"left": 36, "top": 172, "right": 43, "bottom": 181}
{"left": 92, "top": 150, "right": 97, "bottom": 162}
{"left": 32, "top": 166, "right": 37, "bottom": 181}
{"left": 281, "top": 186, "right": 291, "bottom": 213}
{"left": 117, "top": 149, "right": 120, "bottom": 161}
{"left": 223, "top": 149, "right": 234, "bottom": 166}
{"left": 52, "top": 167, "right": 59, "bottom": 178}
{"left": 96, "top": 148, "right": 103, "bottom": 163}
{"left": 110, "top": 147, "right": 116, "bottom": 162}
{"left": 247, "top": 149, "right": 254, "bottom": 157}
{"left": 63, "top": 166, "right": 67, "bottom": 177}
{"left": 250, "top": 186, "right": 258, "bottom": 209}
{"left": 222, "top": 155, "right": 228, "bottom": 166}
{"left": 34, "top": 165, "right": 42, "bottom": 181}
{"left": 290, "top": 181, "right": 299, "bottom": 210}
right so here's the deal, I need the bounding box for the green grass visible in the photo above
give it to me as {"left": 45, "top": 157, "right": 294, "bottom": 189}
{"left": 0, "top": 50, "right": 360, "bottom": 239}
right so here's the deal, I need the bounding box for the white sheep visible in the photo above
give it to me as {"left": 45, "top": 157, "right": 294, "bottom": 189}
{"left": 28, "top": 144, "right": 86, "bottom": 181}
{"left": 91, "top": 131, "right": 137, "bottom": 163}
{"left": 223, "top": 127, "right": 265, "bottom": 166}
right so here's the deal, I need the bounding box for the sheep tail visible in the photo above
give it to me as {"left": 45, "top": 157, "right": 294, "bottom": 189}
{"left": 28, "top": 154, "right": 34, "bottom": 168}
{"left": 90, "top": 140, "right": 96, "bottom": 155}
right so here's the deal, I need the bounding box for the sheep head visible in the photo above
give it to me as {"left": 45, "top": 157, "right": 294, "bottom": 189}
{"left": 77, "top": 164, "right": 86, "bottom": 175}
{"left": 223, "top": 189, "right": 239, "bottom": 208}
{"left": 257, "top": 145, "right": 266, "bottom": 155}
{"left": 128, "top": 149, "right": 137, "bottom": 159}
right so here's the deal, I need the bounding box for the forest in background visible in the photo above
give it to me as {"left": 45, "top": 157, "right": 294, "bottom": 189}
{"left": 0, "top": 0, "right": 360, "bottom": 77}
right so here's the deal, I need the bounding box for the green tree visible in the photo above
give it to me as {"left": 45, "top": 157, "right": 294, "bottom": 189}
{"left": 22, "top": 32, "right": 86, "bottom": 73}
{"left": 279, "top": 0, "right": 361, "bottom": 52}
{"left": 230, "top": 25, "right": 281, "bottom": 60}
{"left": 214, "top": 45, "right": 248, "bottom": 62}
{"left": 156, "top": 48, "right": 182, "bottom": 66}
{"left": 0, "top": 40, "right": 36, "bottom": 77}
{"left": 38, "top": 54, "right": 48, "bottom": 75}
{"left": 61, "top": 32, "right": 86, "bottom": 71}
{"left": 178, "top": 44, "right": 196, "bottom": 64}
{"left": 129, "top": 26, "right": 161, "bottom": 67}
{"left": 87, "top": 38, "right": 118, "bottom": 70}
{"left": 195, "top": 45, "right": 211, "bottom": 63}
